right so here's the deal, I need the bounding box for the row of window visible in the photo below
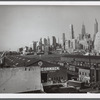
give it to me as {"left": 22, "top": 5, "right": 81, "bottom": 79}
{"left": 51, "top": 77, "right": 63, "bottom": 80}
{"left": 41, "top": 67, "right": 60, "bottom": 71}
{"left": 64, "top": 61, "right": 97, "bottom": 68}
{"left": 58, "top": 62, "right": 64, "bottom": 66}
{"left": 24, "top": 67, "right": 35, "bottom": 71}
{"left": 79, "top": 71, "right": 90, "bottom": 76}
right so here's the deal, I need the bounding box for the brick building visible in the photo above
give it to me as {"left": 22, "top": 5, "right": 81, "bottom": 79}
{"left": 61, "top": 54, "right": 100, "bottom": 84}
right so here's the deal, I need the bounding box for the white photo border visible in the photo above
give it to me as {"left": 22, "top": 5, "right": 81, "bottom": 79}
{"left": 0, "top": 1, "right": 100, "bottom": 98}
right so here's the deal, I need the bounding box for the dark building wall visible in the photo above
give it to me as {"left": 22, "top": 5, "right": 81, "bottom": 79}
{"left": 81, "top": 24, "right": 86, "bottom": 39}
{"left": 96, "top": 69, "right": 100, "bottom": 82}
{"left": 62, "top": 33, "right": 65, "bottom": 50}
{"left": 61, "top": 55, "right": 100, "bottom": 83}
{"left": 70, "top": 24, "right": 74, "bottom": 39}
{"left": 33, "top": 42, "right": 37, "bottom": 52}
{"left": 61, "top": 55, "right": 100, "bottom": 64}
{"left": 47, "top": 68, "right": 67, "bottom": 83}
{"left": 52, "top": 36, "right": 56, "bottom": 50}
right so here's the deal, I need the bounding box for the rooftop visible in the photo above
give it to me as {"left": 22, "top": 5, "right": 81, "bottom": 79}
{"left": 62, "top": 54, "right": 100, "bottom": 59}
{"left": 0, "top": 55, "right": 63, "bottom": 68}
{"left": 0, "top": 55, "right": 39, "bottom": 68}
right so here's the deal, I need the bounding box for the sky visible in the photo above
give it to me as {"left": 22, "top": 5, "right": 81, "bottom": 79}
{"left": 0, "top": 5, "right": 100, "bottom": 51}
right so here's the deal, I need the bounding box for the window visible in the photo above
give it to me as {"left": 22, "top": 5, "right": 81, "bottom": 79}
{"left": 94, "top": 64, "right": 96, "bottom": 68}
{"left": 25, "top": 67, "right": 27, "bottom": 71}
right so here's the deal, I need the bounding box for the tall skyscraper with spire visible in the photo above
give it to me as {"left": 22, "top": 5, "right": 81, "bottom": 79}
{"left": 69, "top": 24, "right": 74, "bottom": 39}
{"left": 94, "top": 19, "right": 98, "bottom": 35}
{"left": 93, "top": 19, "right": 98, "bottom": 49}
{"left": 81, "top": 23, "right": 86, "bottom": 39}
{"left": 62, "top": 33, "right": 65, "bottom": 50}
{"left": 93, "top": 19, "right": 98, "bottom": 42}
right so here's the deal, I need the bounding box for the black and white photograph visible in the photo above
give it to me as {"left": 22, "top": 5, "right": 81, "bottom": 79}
{"left": 1, "top": 2, "right": 100, "bottom": 94}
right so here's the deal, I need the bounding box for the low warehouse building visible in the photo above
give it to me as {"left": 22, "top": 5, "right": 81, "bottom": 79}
{"left": 27, "top": 60, "right": 67, "bottom": 84}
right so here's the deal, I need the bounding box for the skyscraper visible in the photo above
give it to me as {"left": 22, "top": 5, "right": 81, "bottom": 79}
{"left": 81, "top": 23, "right": 86, "bottom": 39}
{"left": 94, "top": 32, "right": 100, "bottom": 53}
{"left": 47, "top": 36, "right": 50, "bottom": 47}
{"left": 93, "top": 19, "right": 98, "bottom": 42}
{"left": 44, "top": 38, "right": 49, "bottom": 54}
{"left": 62, "top": 33, "right": 65, "bottom": 50}
{"left": 92, "top": 19, "right": 99, "bottom": 49}
{"left": 33, "top": 41, "right": 37, "bottom": 52}
{"left": 44, "top": 38, "right": 48, "bottom": 46}
{"left": 70, "top": 24, "right": 74, "bottom": 39}
{"left": 39, "top": 38, "right": 42, "bottom": 51}
{"left": 52, "top": 36, "right": 56, "bottom": 50}
{"left": 94, "top": 19, "right": 98, "bottom": 35}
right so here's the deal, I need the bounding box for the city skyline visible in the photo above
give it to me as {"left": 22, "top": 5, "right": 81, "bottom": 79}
{"left": 0, "top": 6, "right": 100, "bottom": 51}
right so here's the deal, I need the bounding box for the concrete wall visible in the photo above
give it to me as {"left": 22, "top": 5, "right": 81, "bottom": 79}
{"left": 0, "top": 66, "right": 42, "bottom": 93}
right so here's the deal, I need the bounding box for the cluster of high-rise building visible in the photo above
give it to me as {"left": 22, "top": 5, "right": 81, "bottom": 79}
{"left": 19, "top": 36, "right": 61, "bottom": 55}
{"left": 32, "top": 36, "right": 61, "bottom": 54}
{"left": 63, "top": 23, "right": 92, "bottom": 53}
{"left": 19, "top": 18, "right": 100, "bottom": 55}
{"left": 62, "top": 19, "right": 100, "bottom": 55}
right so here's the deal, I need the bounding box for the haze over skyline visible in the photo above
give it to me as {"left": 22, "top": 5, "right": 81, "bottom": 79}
{"left": 0, "top": 5, "right": 100, "bottom": 51}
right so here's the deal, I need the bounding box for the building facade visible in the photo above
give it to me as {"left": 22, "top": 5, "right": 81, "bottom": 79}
{"left": 28, "top": 60, "right": 67, "bottom": 84}
{"left": 70, "top": 24, "right": 74, "bottom": 39}
{"left": 33, "top": 41, "right": 37, "bottom": 52}
{"left": 62, "top": 33, "right": 66, "bottom": 50}
{"left": 94, "top": 32, "right": 100, "bottom": 54}
{"left": 61, "top": 55, "right": 100, "bottom": 84}
{"left": 0, "top": 65, "right": 42, "bottom": 93}
{"left": 52, "top": 36, "right": 56, "bottom": 50}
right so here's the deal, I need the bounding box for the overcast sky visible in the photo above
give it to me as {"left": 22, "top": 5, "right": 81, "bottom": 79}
{"left": 0, "top": 5, "right": 100, "bottom": 51}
